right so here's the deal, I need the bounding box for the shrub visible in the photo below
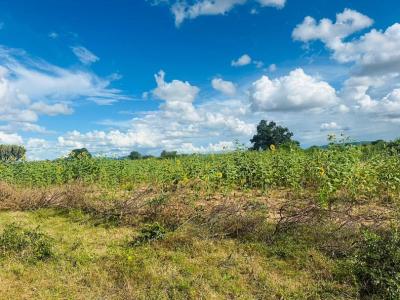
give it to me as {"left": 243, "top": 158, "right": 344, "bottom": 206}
{"left": 0, "top": 223, "right": 54, "bottom": 262}
{"left": 354, "top": 229, "right": 400, "bottom": 299}
{"left": 131, "top": 222, "right": 167, "bottom": 246}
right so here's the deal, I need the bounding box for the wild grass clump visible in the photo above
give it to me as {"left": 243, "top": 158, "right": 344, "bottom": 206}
{"left": 0, "top": 223, "right": 54, "bottom": 262}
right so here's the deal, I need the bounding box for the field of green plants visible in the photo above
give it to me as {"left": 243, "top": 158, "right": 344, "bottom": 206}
{"left": 1, "top": 144, "right": 399, "bottom": 203}
{"left": 0, "top": 143, "right": 399, "bottom": 299}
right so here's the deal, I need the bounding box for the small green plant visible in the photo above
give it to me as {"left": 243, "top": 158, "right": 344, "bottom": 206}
{"left": 131, "top": 222, "right": 167, "bottom": 246}
{"left": 0, "top": 223, "right": 54, "bottom": 262}
{"left": 354, "top": 229, "right": 400, "bottom": 299}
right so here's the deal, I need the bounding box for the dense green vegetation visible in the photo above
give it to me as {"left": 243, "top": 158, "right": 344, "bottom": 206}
{"left": 0, "top": 137, "right": 399, "bottom": 299}
{"left": 0, "top": 143, "right": 399, "bottom": 204}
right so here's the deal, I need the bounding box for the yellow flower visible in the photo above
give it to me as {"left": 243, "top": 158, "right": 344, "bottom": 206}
{"left": 319, "top": 167, "right": 325, "bottom": 176}
{"left": 270, "top": 144, "right": 276, "bottom": 151}
{"left": 216, "top": 172, "right": 223, "bottom": 178}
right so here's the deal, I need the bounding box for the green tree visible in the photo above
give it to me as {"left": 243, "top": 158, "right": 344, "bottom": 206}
{"left": 0, "top": 145, "right": 26, "bottom": 162}
{"left": 160, "top": 150, "right": 178, "bottom": 159}
{"left": 250, "top": 120, "right": 297, "bottom": 151}
{"left": 128, "top": 151, "right": 142, "bottom": 160}
{"left": 67, "top": 148, "right": 92, "bottom": 159}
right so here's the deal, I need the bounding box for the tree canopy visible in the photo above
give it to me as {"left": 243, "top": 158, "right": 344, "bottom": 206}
{"left": 250, "top": 120, "right": 297, "bottom": 151}
{"left": 0, "top": 145, "right": 26, "bottom": 162}
{"left": 160, "top": 150, "right": 178, "bottom": 159}
{"left": 128, "top": 151, "right": 142, "bottom": 160}
{"left": 67, "top": 148, "right": 92, "bottom": 159}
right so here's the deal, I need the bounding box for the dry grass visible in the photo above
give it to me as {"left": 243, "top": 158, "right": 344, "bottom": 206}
{"left": 0, "top": 182, "right": 397, "bottom": 299}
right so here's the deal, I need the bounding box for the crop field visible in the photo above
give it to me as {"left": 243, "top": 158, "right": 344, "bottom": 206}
{"left": 0, "top": 143, "right": 400, "bottom": 299}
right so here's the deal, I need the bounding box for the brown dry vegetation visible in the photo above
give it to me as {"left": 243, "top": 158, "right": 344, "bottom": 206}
{"left": 0, "top": 180, "right": 397, "bottom": 299}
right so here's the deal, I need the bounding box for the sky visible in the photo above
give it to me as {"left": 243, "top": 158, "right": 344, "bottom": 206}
{"left": 0, "top": 0, "right": 399, "bottom": 159}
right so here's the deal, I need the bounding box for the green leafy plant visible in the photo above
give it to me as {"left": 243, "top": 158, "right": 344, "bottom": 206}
{"left": 0, "top": 223, "right": 54, "bottom": 262}
{"left": 354, "top": 229, "right": 400, "bottom": 299}
{"left": 131, "top": 222, "right": 167, "bottom": 246}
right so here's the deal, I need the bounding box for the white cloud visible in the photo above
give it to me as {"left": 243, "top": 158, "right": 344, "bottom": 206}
{"left": 249, "top": 68, "right": 338, "bottom": 111}
{"left": 320, "top": 122, "right": 343, "bottom": 131}
{"left": 30, "top": 102, "right": 73, "bottom": 116}
{"left": 152, "top": 70, "right": 201, "bottom": 121}
{"left": 293, "top": 10, "right": 400, "bottom": 124}
{"left": 169, "top": 0, "right": 286, "bottom": 26}
{"left": 49, "top": 32, "right": 58, "bottom": 39}
{"left": 0, "top": 45, "right": 129, "bottom": 154}
{"left": 175, "top": 141, "right": 235, "bottom": 153}
{"left": 26, "top": 138, "right": 50, "bottom": 149}
{"left": 211, "top": 78, "right": 236, "bottom": 95}
{"left": 0, "top": 122, "right": 48, "bottom": 134}
{"left": 231, "top": 54, "right": 252, "bottom": 67}
{"left": 268, "top": 63, "right": 277, "bottom": 72}
{"left": 292, "top": 9, "right": 373, "bottom": 47}
{"left": 71, "top": 46, "right": 99, "bottom": 65}
{"left": 257, "top": 0, "right": 285, "bottom": 8}
{"left": 0, "top": 131, "right": 23, "bottom": 144}
{"left": 58, "top": 127, "right": 162, "bottom": 150}
{"left": 56, "top": 71, "right": 255, "bottom": 156}
{"left": 293, "top": 9, "right": 400, "bottom": 76}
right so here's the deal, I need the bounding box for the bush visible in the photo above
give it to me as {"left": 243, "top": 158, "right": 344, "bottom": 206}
{"left": 0, "top": 223, "right": 54, "bottom": 262}
{"left": 131, "top": 222, "right": 167, "bottom": 246}
{"left": 354, "top": 229, "right": 400, "bottom": 299}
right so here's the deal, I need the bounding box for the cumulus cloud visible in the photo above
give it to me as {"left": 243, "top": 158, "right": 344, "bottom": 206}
{"left": 30, "top": 102, "right": 73, "bottom": 116}
{"left": 58, "top": 127, "right": 162, "bottom": 150}
{"left": 211, "top": 78, "right": 236, "bottom": 95}
{"left": 320, "top": 122, "right": 347, "bottom": 131}
{"left": 293, "top": 9, "right": 400, "bottom": 76}
{"left": 167, "top": 0, "right": 286, "bottom": 27}
{"left": 231, "top": 54, "right": 252, "bottom": 67}
{"left": 26, "top": 138, "right": 50, "bottom": 149}
{"left": 152, "top": 70, "right": 201, "bottom": 121}
{"left": 71, "top": 46, "right": 99, "bottom": 65}
{"left": 56, "top": 71, "right": 255, "bottom": 156}
{"left": 249, "top": 68, "right": 338, "bottom": 112}
{"left": 293, "top": 9, "right": 400, "bottom": 125}
{"left": 0, "top": 131, "right": 23, "bottom": 144}
{"left": 292, "top": 9, "right": 373, "bottom": 47}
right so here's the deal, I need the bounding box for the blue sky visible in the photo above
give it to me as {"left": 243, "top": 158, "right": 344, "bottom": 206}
{"left": 0, "top": 0, "right": 399, "bottom": 159}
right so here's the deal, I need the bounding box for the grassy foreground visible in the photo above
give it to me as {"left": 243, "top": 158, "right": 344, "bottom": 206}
{"left": 0, "top": 144, "right": 399, "bottom": 299}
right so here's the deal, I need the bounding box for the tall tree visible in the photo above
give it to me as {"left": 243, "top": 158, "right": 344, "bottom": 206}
{"left": 0, "top": 145, "right": 26, "bottom": 162}
{"left": 160, "top": 150, "right": 177, "bottom": 159}
{"left": 250, "top": 120, "right": 297, "bottom": 150}
{"left": 67, "top": 148, "right": 92, "bottom": 159}
{"left": 128, "top": 151, "right": 142, "bottom": 160}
